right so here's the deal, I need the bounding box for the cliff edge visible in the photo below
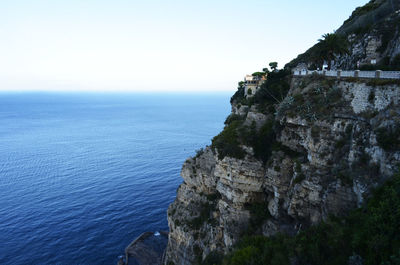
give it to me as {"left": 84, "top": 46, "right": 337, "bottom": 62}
{"left": 164, "top": 1, "right": 400, "bottom": 264}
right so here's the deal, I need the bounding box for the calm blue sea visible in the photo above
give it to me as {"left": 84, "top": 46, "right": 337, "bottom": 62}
{"left": 0, "top": 92, "right": 230, "bottom": 265}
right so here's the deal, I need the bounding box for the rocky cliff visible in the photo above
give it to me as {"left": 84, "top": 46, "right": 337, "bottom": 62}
{"left": 164, "top": 1, "right": 400, "bottom": 264}
{"left": 288, "top": 0, "right": 400, "bottom": 71}
{"left": 165, "top": 74, "right": 400, "bottom": 265}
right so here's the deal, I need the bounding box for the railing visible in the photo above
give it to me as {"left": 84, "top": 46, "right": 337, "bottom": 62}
{"left": 293, "top": 70, "right": 400, "bottom": 79}
{"left": 381, "top": 71, "right": 400, "bottom": 79}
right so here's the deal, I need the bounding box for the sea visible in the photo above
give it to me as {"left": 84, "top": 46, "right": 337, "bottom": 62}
{"left": 0, "top": 92, "right": 231, "bottom": 265}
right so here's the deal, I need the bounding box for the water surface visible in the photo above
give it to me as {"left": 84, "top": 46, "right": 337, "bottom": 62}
{"left": 0, "top": 92, "right": 230, "bottom": 264}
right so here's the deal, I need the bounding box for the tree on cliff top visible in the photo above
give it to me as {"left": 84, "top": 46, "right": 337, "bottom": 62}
{"left": 317, "top": 33, "right": 349, "bottom": 70}
{"left": 269, "top": 62, "right": 278, "bottom": 71}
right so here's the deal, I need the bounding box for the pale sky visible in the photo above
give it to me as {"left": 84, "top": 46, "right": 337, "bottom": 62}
{"left": 0, "top": 0, "right": 367, "bottom": 92}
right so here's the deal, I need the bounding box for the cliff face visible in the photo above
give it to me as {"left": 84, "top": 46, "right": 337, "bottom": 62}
{"left": 288, "top": 0, "right": 400, "bottom": 71}
{"left": 336, "top": 3, "right": 400, "bottom": 70}
{"left": 165, "top": 75, "right": 400, "bottom": 264}
{"left": 164, "top": 1, "right": 400, "bottom": 264}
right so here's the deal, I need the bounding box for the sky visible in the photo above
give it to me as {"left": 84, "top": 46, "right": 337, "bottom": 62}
{"left": 0, "top": 0, "right": 368, "bottom": 92}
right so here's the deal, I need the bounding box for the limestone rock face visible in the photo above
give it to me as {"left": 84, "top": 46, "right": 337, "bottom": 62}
{"left": 164, "top": 77, "right": 400, "bottom": 265}
{"left": 162, "top": 2, "right": 400, "bottom": 263}
{"left": 334, "top": 0, "right": 400, "bottom": 69}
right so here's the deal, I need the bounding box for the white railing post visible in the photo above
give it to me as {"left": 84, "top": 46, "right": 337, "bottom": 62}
{"left": 354, "top": 70, "right": 359, "bottom": 78}
{"left": 375, "top": 70, "right": 381, "bottom": 79}
{"left": 337, "top": 70, "right": 341, "bottom": 78}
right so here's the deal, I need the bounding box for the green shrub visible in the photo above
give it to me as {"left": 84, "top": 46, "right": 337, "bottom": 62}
{"left": 224, "top": 114, "right": 244, "bottom": 125}
{"left": 335, "top": 138, "right": 347, "bottom": 149}
{"left": 368, "top": 91, "right": 375, "bottom": 103}
{"left": 195, "top": 148, "right": 205, "bottom": 158}
{"left": 230, "top": 82, "right": 245, "bottom": 104}
{"left": 337, "top": 172, "right": 353, "bottom": 186}
{"left": 253, "top": 69, "right": 291, "bottom": 113}
{"left": 203, "top": 251, "right": 224, "bottom": 265}
{"left": 376, "top": 126, "right": 400, "bottom": 151}
{"left": 212, "top": 120, "right": 246, "bottom": 160}
{"left": 344, "top": 1, "right": 383, "bottom": 25}
{"left": 252, "top": 121, "right": 276, "bottom": 162}
{"left": 345, "top": 124, "right": 353, "bottom": 135}
{"left": 367, "top": 79, "right": 400, "bottom": 87}
{"left": 391, "top": 54, "right": 400, "bottom": 70}
{"left": 295, "top": 160, "right": 302, "bottom": 173}
{"left": 311, "top": 126, "right": 320, "bottom": 140}
{"left": 187, "top": 199, "right": 218, "bottom": 230}
{"left": 227, "top": 246, "right": 261, "bottom": 265}
{"left": 246, "top": 201, "right": 271, "bottom": 234}
{"left": 293, "top": 93, "right": 305, "bottom": 105}
{"left": 239, "top": 120, "right": 276, "bottom": 163}
{"left": 272, "top": 143, "right": 305, "bottom": 159}
{"left": 213, "top": 115, "right": 277, "bottom": 162}
{"left": 326, "top": 87, "right": 342, "bottom": 103}
{"left": 293, "top": 173, "right": 306, "bottom": 184}
{"left": 193, "top": 244, "right": 203, "bottom": 263}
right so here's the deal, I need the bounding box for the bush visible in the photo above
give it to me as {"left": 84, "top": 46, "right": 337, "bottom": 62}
{"left": 227, "top": 246, "right": 261, "bottom": 265}
{"left": 253, "top": 69, "right": 291, "bottom": 112}
{"left": 187, "top": 198, "right": 219, "bottom": 230}
{"left": 213, "top": 115, "right": 277, "bottom": 162}
{"left": 344, "top": 1, "right": 383, "bottom": 24}
{"left": 337, "top": 172, "right": 353, "bottom": 186}
{"left": 211, "top": 120, "right": 246, "bottom": 160}
{"left": 252, "top": 121, "right": 276, "bottom": 162}
{"left": 244, "top": 201, "right": 271, "bottom": 235}
{"left": 293, "top": 173, "right": 305, "bottom": 184}
{"left": 391, "top": 54, "right": 400, "bottom": 70}
{"left": 311, "top": 126, "right": 320, "bottom": 140}
{"left": 376, "top": 126, "right": 400, "bottom": 151}
{"left": 203, "top": 251, "right": 224, "bottom": 265}
{"left": 224, "top": 114, "right": 244, "bottom": 125}
{"left": 195, "top": 148, "right": 205, "bottom": 158}
{"left": 230, "top": 83, "right": 245, "bottom": 104}
{"left": 367, "top": 79, "right": 400, "bottom": 87}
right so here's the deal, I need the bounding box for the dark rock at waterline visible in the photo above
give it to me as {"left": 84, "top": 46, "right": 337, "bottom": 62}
{"left": 118, "top": 231, "right": 168, "bottom": 265}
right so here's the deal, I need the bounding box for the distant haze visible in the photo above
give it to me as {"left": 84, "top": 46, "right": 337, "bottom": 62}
{"left": 0, "top": 0, "right": 367, "bottom": 92}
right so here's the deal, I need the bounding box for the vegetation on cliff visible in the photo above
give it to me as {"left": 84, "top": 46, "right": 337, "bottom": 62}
{"left": 164, "top": 1, "right": 400, "bottom": 264}
{"left": 204, "top": 170, "right": 400, "bottom": 265}
{"left": 287, "top": 0, "right": 400, "bottom": 70}
{"left": 342, "top": 0, "right": 384, "bottom": 26}
{"left": 213, "top": 69, "right": 291, "bottom": 162}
